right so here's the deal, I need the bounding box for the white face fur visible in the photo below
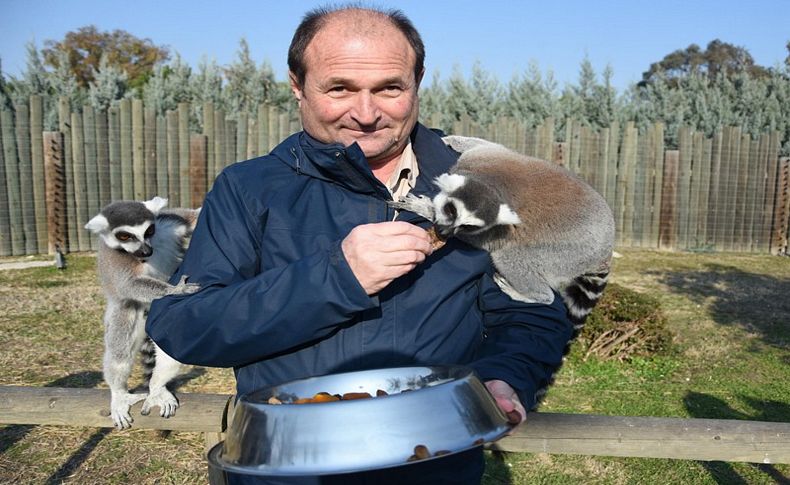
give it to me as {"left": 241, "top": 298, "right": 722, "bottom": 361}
{"left": 432, "top": 173, "right": 521, "bottom": 237}
{"left": 84, "top": 197, "right": 167, "bottom": 257}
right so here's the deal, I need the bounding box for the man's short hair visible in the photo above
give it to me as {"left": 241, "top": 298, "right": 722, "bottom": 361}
{"left": 288, "top": 5, "right": 425, "bottom": 88}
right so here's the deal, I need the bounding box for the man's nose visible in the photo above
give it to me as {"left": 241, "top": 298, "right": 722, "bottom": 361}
{"left": 350, "top": 92, "right": 381, "bottom": 126}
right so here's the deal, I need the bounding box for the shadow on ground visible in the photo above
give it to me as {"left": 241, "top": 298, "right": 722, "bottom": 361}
{"left": 1, "top": 367, "right": 207, "bottom": 484}
{"left": 684, "top": 391, "right": 790, "bottom": 484}
{"left": 652, "top": 263, "right": 790, "bottom": 348}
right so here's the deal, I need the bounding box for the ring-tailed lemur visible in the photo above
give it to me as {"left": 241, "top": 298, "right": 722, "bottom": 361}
{"left": 85, "top": 197, "right": 201, "bottom": 429}
{"left": 393, "top": 136, "right": 615, "bottom": 404}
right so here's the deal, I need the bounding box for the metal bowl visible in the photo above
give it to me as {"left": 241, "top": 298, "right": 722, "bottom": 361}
{"left": 207, "top": 365, "right": 512, "bottom": 476}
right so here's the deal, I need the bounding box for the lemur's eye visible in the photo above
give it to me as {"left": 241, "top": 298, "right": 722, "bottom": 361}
{"left": 459, "top": 224, "right": 480, "bottom": 232}
{"left": 116, "top": 232, "right": 132, "bottom": 241}
{"left": 145, "top": 224, "right": 155, "bottom": 238}
{"left": 443, "top": 203, "right": 457, "bottom": 220}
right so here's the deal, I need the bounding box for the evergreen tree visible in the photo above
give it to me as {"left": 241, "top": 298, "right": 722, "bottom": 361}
{"left": 505, "top": 61, "right": 558, "bottom": 128}
{"left": 48, "top": 48, "right": 86, "bottom": 118}
{"left": 143, "top": 54, "right": 192, "bottom": 116}
{"left": 419, "top": 70, "right": 449, "bottom": 130}
{"left": 87, "top": 53, "right": 129, "bottom": 111}
{"left": 0, "top": 59, "right": 12, "bottom": 110}
{"left": 223, "top": 38, "right": 275, "bottom": 118}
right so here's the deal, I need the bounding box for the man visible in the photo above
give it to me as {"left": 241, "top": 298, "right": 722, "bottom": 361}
{"left": 147, "top": 5, "right": 572, "bottom": 484}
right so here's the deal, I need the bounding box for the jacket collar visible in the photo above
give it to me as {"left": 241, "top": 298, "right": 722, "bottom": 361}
{"left": 270, "top": 123, "right": 457, "bottom": 201}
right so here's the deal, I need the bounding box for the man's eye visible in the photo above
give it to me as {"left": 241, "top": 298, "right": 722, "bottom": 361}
{"left": 329, "top": 86, "right": 347, "bottom": 93}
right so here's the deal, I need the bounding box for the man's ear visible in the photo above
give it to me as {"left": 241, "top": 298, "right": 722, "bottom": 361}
{"left": 415, "top": 67, "right": 425, "bottom": 90}
{"left": 288, "top": 71, "right": 303, "bottom": 103}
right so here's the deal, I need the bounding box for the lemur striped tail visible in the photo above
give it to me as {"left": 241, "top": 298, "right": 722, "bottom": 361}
{"left": 561, "top": 270, "right": 610, "bottom": 336}
{"left": 139, "top": 337, "right": 157, "bottom": 388}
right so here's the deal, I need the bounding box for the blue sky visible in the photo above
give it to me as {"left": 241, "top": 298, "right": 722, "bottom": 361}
{"left": 1, "top": 0, "right": 788, "bottom": 91}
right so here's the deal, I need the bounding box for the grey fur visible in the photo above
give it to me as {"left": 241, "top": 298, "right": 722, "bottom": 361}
{"left": 395, "top": 135, "right": 615, "bottom": 328}
{"left": 86, "top": 197, "right": 201, "bottom": 429}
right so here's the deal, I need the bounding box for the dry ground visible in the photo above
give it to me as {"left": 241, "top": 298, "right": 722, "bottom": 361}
{"left": 1, "top": 249, "right": 788, "bottom": 484}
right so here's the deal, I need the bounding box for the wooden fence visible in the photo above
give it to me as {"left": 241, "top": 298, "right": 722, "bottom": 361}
{"left": 1, "top": 96, "right": 788, "bottom": 256}
{"left": 2, "top": 386, "right": 788, "bottom": 469}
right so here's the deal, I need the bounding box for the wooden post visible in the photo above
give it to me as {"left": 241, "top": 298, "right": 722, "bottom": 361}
{"left": 696, "top": 136, "right": 713, "bottom": 248}
{"left": 278, "top": 112, "right": 289, "bottom": 147}
{"left": 144, "top": 107, "right": 158, "bottom": 199}
{"left": 226, "top": 119, "right": 237, "bottom": 166}
{"left": 620, "top": 123, "right": 638, "bottom": 247}
{"left": 762, "top": 132, "right": 781, "bottom": 254}
{"left": 58, "top": 97, "right": 76, "bottom": 252}
{"left": 156, "top": 115, "right": 168, "bottom": 198}
{"left": 166, "top": 110, "right": 180, "bottom": 204}
{"left": 108, "top": 106, "right": 121, "bottom": 202}
{"left": 0, "top": 111, "right": 10, "bottom": 256}
{"left": 732, "top": 133, "right": 751, "bottom": 251}
{"left": 676, "top": 126, "right": 693, "bottom": 250}
{"left": 190, "top": 135, "right": 208, "bottom": 208}
{"left": 743, "top": 135, "right": 761, "bottom": 252}
{"left": 30, "top": 95, "right": 48, "bottom": 254}
{"left": 70, "top": 112, "right": 89, "bottom": 251}
{"left": 119, "top": 99, "right": 133, "bottom": 200}
{"left": 753, "top": 133, "right": 771, "bottom": 252}
{"left": 132, "top": 99, "right": 145, "bottom": 200}
{"left": 268, "top": 107, "right": 280, "bottom": 150}
{"left": 178, "top": 102, "right": 190, "bottom": 207}
{"left": 43, "top": 132, "right": 67, "bottom": 254}
{"left": 650, "top": 123, "right": 665, "bottom": 249}
{"left": 246, "top": 114, "right": 258, "bottom": 160}
{"left": 213, "top": 109, "right": 224, "bottom": 179}
{"left": 95, "top": 108, "right": 110, "bottom": 208}
{"left": 82, "top": 106, "right": 99, "bottom": 250}
{"left": 770, "top": 156, "right": 789, "bottom": 255}
{"left": 2, "top": 107, "right": 22, "bottom": 255}
{"left": 724, "top": 127, "right": 742, "bottom": 251}
{"left": 14, "top": 100, "right": 37, "bottom": 254}
{"left": 203, "top": 101, "right": 215, "bottom": 183}
{"left": 659, "top": 150, "right": 679, "bottom": 250}
{"left": 236, "top": 112, "right": 248, "bottom": 163}
{"left": 707, "top": 130, "right": 723, "bottom": 250}
{"left": 257, "top": 104, "right": 270, "bottom": 155}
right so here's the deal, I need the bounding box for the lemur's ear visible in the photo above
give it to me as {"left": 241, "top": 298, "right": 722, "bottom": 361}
{"left": 143, "top": 196, "right": 168, "bottom": 214}
{"left": 434, "top": 173, "right": 466, "bottom": 193}
{"left": 85, "top": 214, "right": 109, "bottom": 233}
{"left": 497, "top": 204, "right": 521, "bottom": 225}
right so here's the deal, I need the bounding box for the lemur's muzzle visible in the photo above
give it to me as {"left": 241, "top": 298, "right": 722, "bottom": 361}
{"left": 133, "top": 244, "right": 153, "bottom": 259}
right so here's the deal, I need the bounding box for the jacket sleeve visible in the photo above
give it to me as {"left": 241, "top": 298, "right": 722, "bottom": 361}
{"left": 468, "top": 274, "right": 574, "bottom": 411}
{"left": 145, "top": 171, "right": 377, "bottom": 368}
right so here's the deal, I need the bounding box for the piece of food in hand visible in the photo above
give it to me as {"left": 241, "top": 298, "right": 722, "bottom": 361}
{"left": 427, "top": 226, "right": 447, "bottom": 250}
{"left": 341, "top": 392, "right": 373, "bottom": 400}
{"left": 407, "top": 444, "right": 432, "bottom": 462}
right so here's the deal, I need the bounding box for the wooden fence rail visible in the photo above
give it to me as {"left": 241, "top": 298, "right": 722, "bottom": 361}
{"left": 1, "top": 96, "right": 789, "bottom": 256}
{"left": 1, "top": 386, "right": 789, "bottom": 466}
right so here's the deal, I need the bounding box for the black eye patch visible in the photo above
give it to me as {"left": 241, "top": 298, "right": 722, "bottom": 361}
{"left": 144, "top": 224, "right": 156, "bottom": 238}
{"left": 443, "top": 203, "right": 457, "bottom": 220}
{"left": 116, "top": 231, "right": 134, "bottom": 242}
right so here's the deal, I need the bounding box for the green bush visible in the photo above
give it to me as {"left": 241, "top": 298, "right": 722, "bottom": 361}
{"left": 577, "top": 282, "right": 673, "bottom": 361}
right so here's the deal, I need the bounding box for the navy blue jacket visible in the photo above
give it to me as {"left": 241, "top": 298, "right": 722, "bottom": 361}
{"left": 146, "top": 123, "right": 572, "bottom": 482}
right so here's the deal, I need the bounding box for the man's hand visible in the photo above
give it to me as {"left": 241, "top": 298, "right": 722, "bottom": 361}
{"left": 342, "top": 221, "right": 433, "bottom": 295}
{"left": 485, "top": 379, "right": 526, "bottom": 426}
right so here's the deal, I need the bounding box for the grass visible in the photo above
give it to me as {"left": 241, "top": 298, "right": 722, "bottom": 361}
{"left": 1, "top": 249, "right": 788, "bottom": 484}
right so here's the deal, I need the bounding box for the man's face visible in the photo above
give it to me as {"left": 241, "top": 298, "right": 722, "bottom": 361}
{"left": 290, "top": 22, "right": 422, "bottom": 166}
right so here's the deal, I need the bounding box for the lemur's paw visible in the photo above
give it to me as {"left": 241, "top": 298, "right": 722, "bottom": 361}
{"left": 141, "top": 388, "right": 179, "bottom": 418}
{"left": 110, "top": 392, "right": 147, "bottom": 429}
{"left": 171, "top": 275, "right": 200, "bottom": 295}
{"left": 390, "top": 193, "right": 436, "bottom": 221}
